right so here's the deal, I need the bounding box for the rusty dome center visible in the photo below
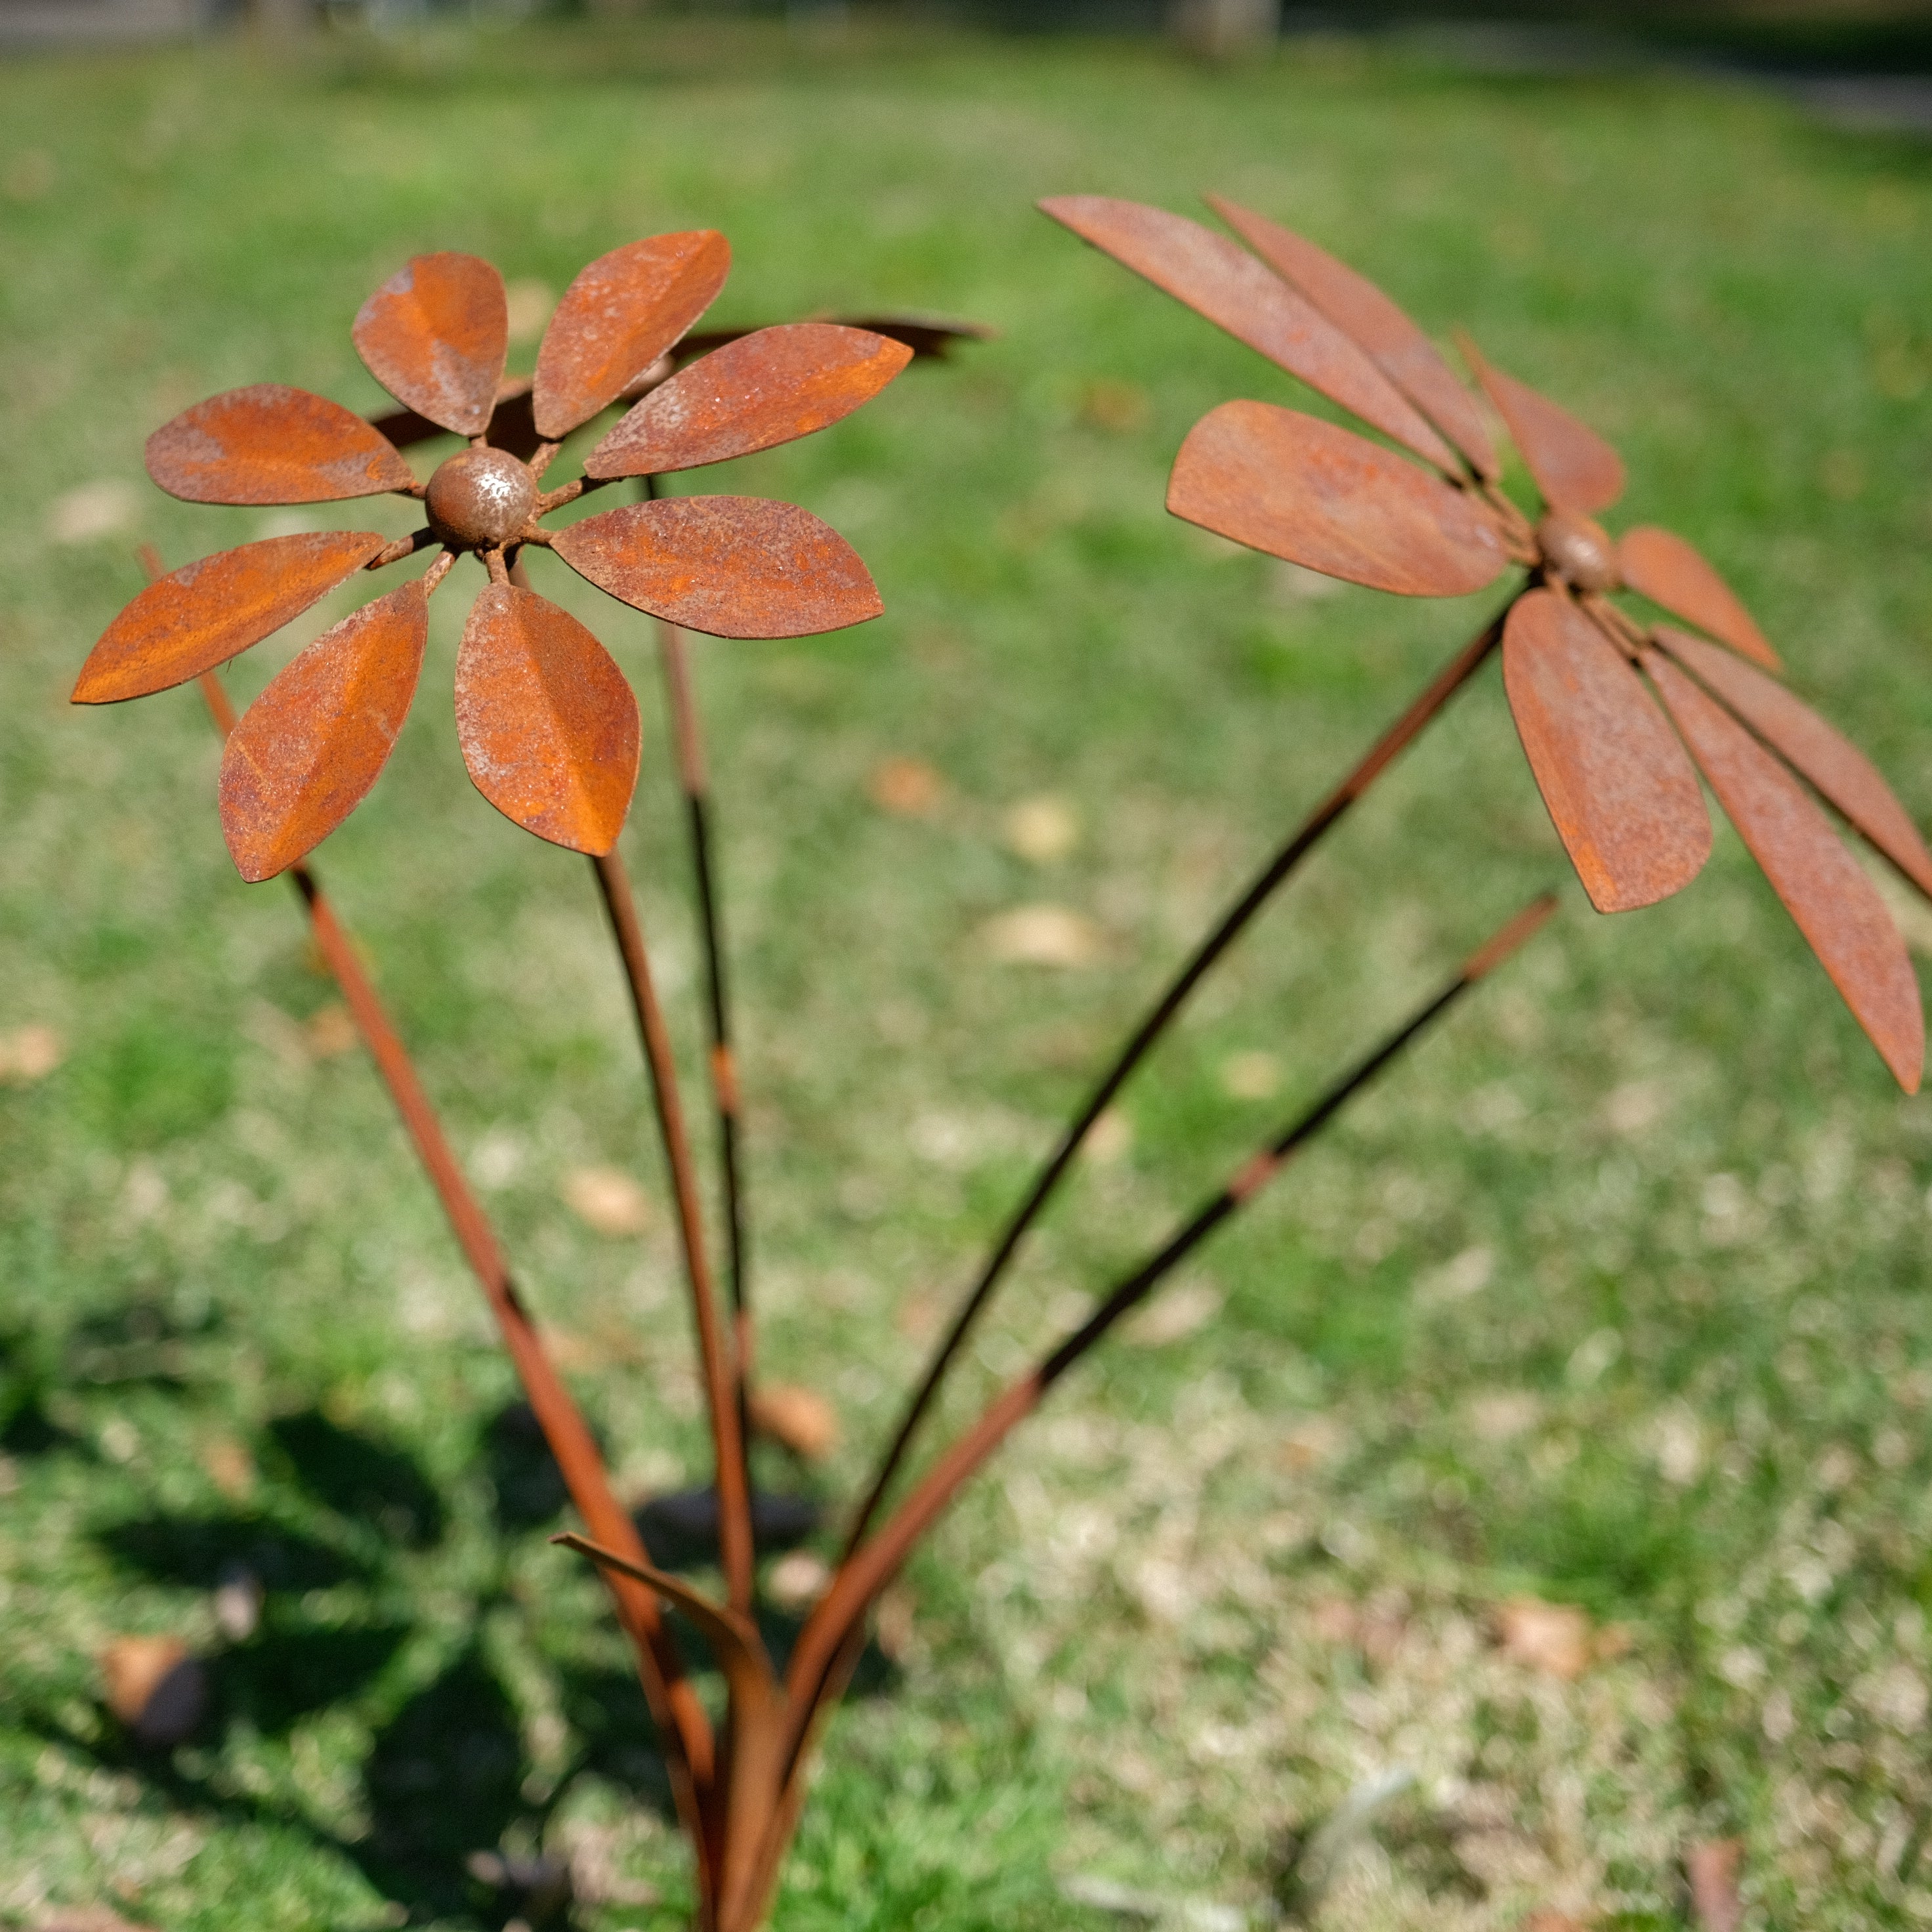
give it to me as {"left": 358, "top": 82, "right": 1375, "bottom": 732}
{"left": 426, "top": 448, "right": 537, "bottom": 550}
{"left": 1535, "top": 511, "right": 1618, "bottom": 595}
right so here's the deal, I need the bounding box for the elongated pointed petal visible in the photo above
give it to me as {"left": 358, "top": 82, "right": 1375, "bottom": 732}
{"left": 1204, "top": 194, "right": 1498, "bottom": 480}
{"left": 218, "top": 583, "right": 428, "bottom": 881}
{"left": 147, "top": 385, "right": 417, "bottom": 504}
{"left": 1167, "top": 401, "right": 1511, "bottom": 597}
{"left": 1460, "top": 339, "right": 1625, "bottom": 517}
{"left": 1619, "top": 526, "right": 1779, "bottom": 671}
{"left": 1654, "top": 625, "right": 1932, "bottom": 899}
{"left": 74, "top": 532, "right": 390, "bottom": 704}
{"left": 587, "top": 324, "right": 913, "bottom": 478}
{"left": 454, "top": 585, "right": 640, "bottom": 854}
{"left": 353, "top": 253, "right": 509, "bottom": 437}
{"left": 1647, "top": 648, "right": 1923, "bottom": 1091}
{"left": 533, "top": 232, "right": 730, "bottom": 440}
{"left": 553, "top": 496, "right": 882, "bottom": 639}
{"left": 1503, "top": 589, "right": 1710, "bottom": 912}
{"left": 1040, "top": 195, "right": 1460, "bottom": 474}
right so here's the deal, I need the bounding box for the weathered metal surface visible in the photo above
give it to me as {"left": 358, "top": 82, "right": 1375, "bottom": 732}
{"left": 1039, "top": 195, "right": 1460, "bottom": 474}
{"left": 1502, "top": 589, "right": 1710, "bottom": 912}
{"left": 587, "top": 325, "right": 913, "bottom": 478}
{"left": 454, "top": 585, "right": 640, "bottom": 853}
{"left": 74, "top": 533, "right": 390, "bottom": 703}
{"left": 218, "top": 581, "right": 429, "bottom": 881}
{"left": 1167, "top": 402, "right": 1511, "bottom": 597}
{"left": 1647, "top": 647, "right": 1923, "bottom": 1091}
{"left": 1654, "top": 625, "right": 1932, "bottom": 898}
{"left": 354, "top": 252, "right": 509, "bottom": 438}
{"left": 425, "top": 447, "right": 537, "bottom": 548}
{"left": 1619, "top": 524, "right": 1780, "bottom": 671}
{"left": 553, "top": 497, "right": 883, "bottom": 639}
{"left": 1205, "top": 193, "right": 1500, "bottom": 480}
{"left": 534, "top": 231, "right": 731, "bottom": 440}
{"left": 1534, "top": 511, "right": 1619, "bottom": 594}
{"left": 148, "top": 385, "right": 418, "bottom": 504}
{"left": 677, "top": 315, "right": 993, "bottom": 367}
{"left": 1461, "top": 341, "right": 1626, "bottom": 517}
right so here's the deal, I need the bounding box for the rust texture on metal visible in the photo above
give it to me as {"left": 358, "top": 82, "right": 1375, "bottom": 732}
{"left": 219, "top": 581, "right": 429, "bottom": 883}
{"left": 1204, "top": 192, "right": 1500, "bottom": 479}
{"left": 1039, "top": 194, "right": 1461, "bottom": 472}
{"left": 1618, "top": 524, "right": 1781, "bottom": 670}
{"left": 534, "top": 230, "right": 732, "bottom": 439}
{"left": 554, "top": 496, "right": 883, "bottom": 638}
{"left": 454, "top": 585, "right": 642, "bottom": 856}
{"left": 1502, "top": 589, "right": 1712, "bottom": 913}
{"left": 1167, "top": 402, "right": 1511, "bottom": 596}
{"left": 74, "top": 532, "right": 388, "bottom": 704}
{"left": 354, "top": 251, "right": 510, "bottom": 438}
{"left": 1647, "top": 649, "right": 1923, "bottom": 1091}
{"left": 1460, "top": 337, "right": 1627, "bottom": 516}
{"left": 148, "top": 385, "right": 419, "bottom": 505}
{"left": 588, "top": 324, "right": 914, "bottom": 478}
{"left": 425, "top": 446, "right": 538, "bottom": 547}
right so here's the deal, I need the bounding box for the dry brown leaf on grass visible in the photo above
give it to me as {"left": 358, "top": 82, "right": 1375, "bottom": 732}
{"left": 765, "top": 1549, "right": 831, "bottom": 1612}
{"left": 1123, "top": 1279, "right": 1222, "bottom": 1347}
{"left": 868, "top": 755, "right": 944, "bottom": 817}
{"left": 1687, "top": 1838, "right": 1744, "bottom": 1932}
{"left": 1521, "top": 1915, "right": 1588, "bottom": 1932}
{"left": 1085, "top": 1106, "right": 1133, "bottom": 1165}
{"left": 0, "top": 1024, "right": 64, "bottom": 1083}
{"left": 1219, "top": 1049, "right": 1280, "bottom": 1098}
{"left": 303, "top": 1002, "right": 358, "bottom": 1059}
{"left": 749, "top": 1382, "right": 839, "bottom": 1460}
{"left": 503, "top": 278, "right": 554, "bottom": 342}
{"left": 1496, "top": 1597, "right": 1593, "bottom": 1680}
{"left": 198, "top": 1433, "right": 254, "bottom": 1501}
{"left": 100, "top": 1635, "right": 207, "bottom": 1747}
{"left": 1003, "top": 794, "right": 1081, "bottom": 863}
{"left": 562, "top": 1166, "right": 652, "bottom": 1238}
{"left": 980, "top": 903, "right": 1104, "bottom": 968}
{"left": 32, "top": 1912, "right": 160, "bottom": 1932}
{"left": 47, "top": 478, "right": 140, "bottom": 545}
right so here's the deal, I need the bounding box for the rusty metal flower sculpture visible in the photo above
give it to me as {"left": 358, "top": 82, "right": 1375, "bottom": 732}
{"left": 74, "top": 236, "right": 911, "bottom": 878}
{"left": 1041, "top": 194, "right": 1931, "bottom": 1091}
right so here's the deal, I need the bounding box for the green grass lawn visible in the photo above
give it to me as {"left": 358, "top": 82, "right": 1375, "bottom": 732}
{"left": 4, "top": 18, "right": 1932, "bottom": 1929}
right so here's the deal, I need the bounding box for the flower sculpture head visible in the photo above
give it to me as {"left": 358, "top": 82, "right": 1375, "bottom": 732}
{"left": 1043, "top": 194, "right": 1931, "bottom": 1091}
{"left": 75, "top": 236, "right": 912, "bottom": 877}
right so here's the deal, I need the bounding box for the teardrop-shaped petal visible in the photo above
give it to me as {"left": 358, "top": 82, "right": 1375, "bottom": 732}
{"left": 586, "top": 324, "right": 913, "bottom": 478}
{"left": 552, "top": 496, "right": 882, "bottom": 639}
{"left": 1167, "top": 401, "right": 1511, "bottom": 597}
{"left": 1647, "top": 648, "right": 1923, "bottom": 1091}
{"left": 1040, "top": 195, "right": 1460, "bottom": 474}
{"left": 1460, "top": 339, "right": 1625, "bottom": 517}
{"left": 147, "top": 385, "right": 418, "bottom": 504}
{"left": 74, "top": 532, "right": 390, "bottom": 704}
{"left": 353, "top": 252, "right": 509, "bottom": 438}
{"left": 1619, "top": 526, "right": 1779, "bottom": 671}
{"left": 1502, "top": 589, "right": 1710, "bottom": 913}
{"left": 454, "top": 585, "right": 640, "bottom": 854}
{"left": 1654, "top": 625, "right": 1932, "bottom": 898}
{"left": 218, "top": 582, "right": 428, "bottom": 882}
{"left": 1204, "top": 194, "right": 1498, "bottom": 480}
{"left": 533, "top": 232, "right": 730, "bottom": 441}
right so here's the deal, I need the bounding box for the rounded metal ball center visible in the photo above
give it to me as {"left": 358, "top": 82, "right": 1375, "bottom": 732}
{"left": 1535, "top": 511, "right": 1618, "bottom": 595}
{"left": 426, "top": 448, "right": 537, "bottom": 550}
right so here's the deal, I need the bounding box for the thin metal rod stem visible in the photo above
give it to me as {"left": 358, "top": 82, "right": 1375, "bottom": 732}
{"left": 186, "top": 663, "right": 717, "bottom": 1849}
{"left": 843, "top": 600, "right": 1513, "bottom": 1556}
{"left": 591, "top": 849, "right": 756, "bottom": 1617}
{"left": 789, "top": 892, "right": 1556, "bottom": 1759}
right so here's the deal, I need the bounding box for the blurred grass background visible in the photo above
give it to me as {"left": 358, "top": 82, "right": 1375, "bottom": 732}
{"left": 3, "top": 16, "right": 1932, "bottom": 1930}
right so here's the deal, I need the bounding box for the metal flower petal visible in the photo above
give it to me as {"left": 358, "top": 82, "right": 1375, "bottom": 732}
{"left": 586, "top": 325, "right": 913, "bottom": 479}
{"left": 218, "top": 581, "right": 429, "bottom": 883}
{"left": 1039, "top": 196, "right": 1460, "bottom": 474}
{"left": 1205, "top": 194, "right": 1498, "bottom": 480}
{"left": 1654, "top": 626, "right": 1932, "bottom": 898}
{"left": 1503, "top": 589, "right": 1710, "bottom": 913}
{"left": 147, "top": 385, "right": 418, "bottom": 505}
{"left": 454, "top": 585, "right": 641, "bottom": 854}
{"left": 1460, "top": 339, "right": 1626, "bottom": 518}
{"left": 1167, "top": 402, "right": 1511, "bottom": 597}
{"left": 534, "top": 231, "right": 731, "bottom": 441}
{"left": 1619, "top": 525, "right": 1780, "bottom": 671}
{"left": 1647, "top": 648, "right": 1923, "bottom": 1091}
{"left": 354, "top": 252, "right": 510, "bottom": 438}
{"left": 74, "top": 533, "right": 391, "bottom": 704}
{"left": 552, "top": 496, "right": 883, "bottom": 639}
